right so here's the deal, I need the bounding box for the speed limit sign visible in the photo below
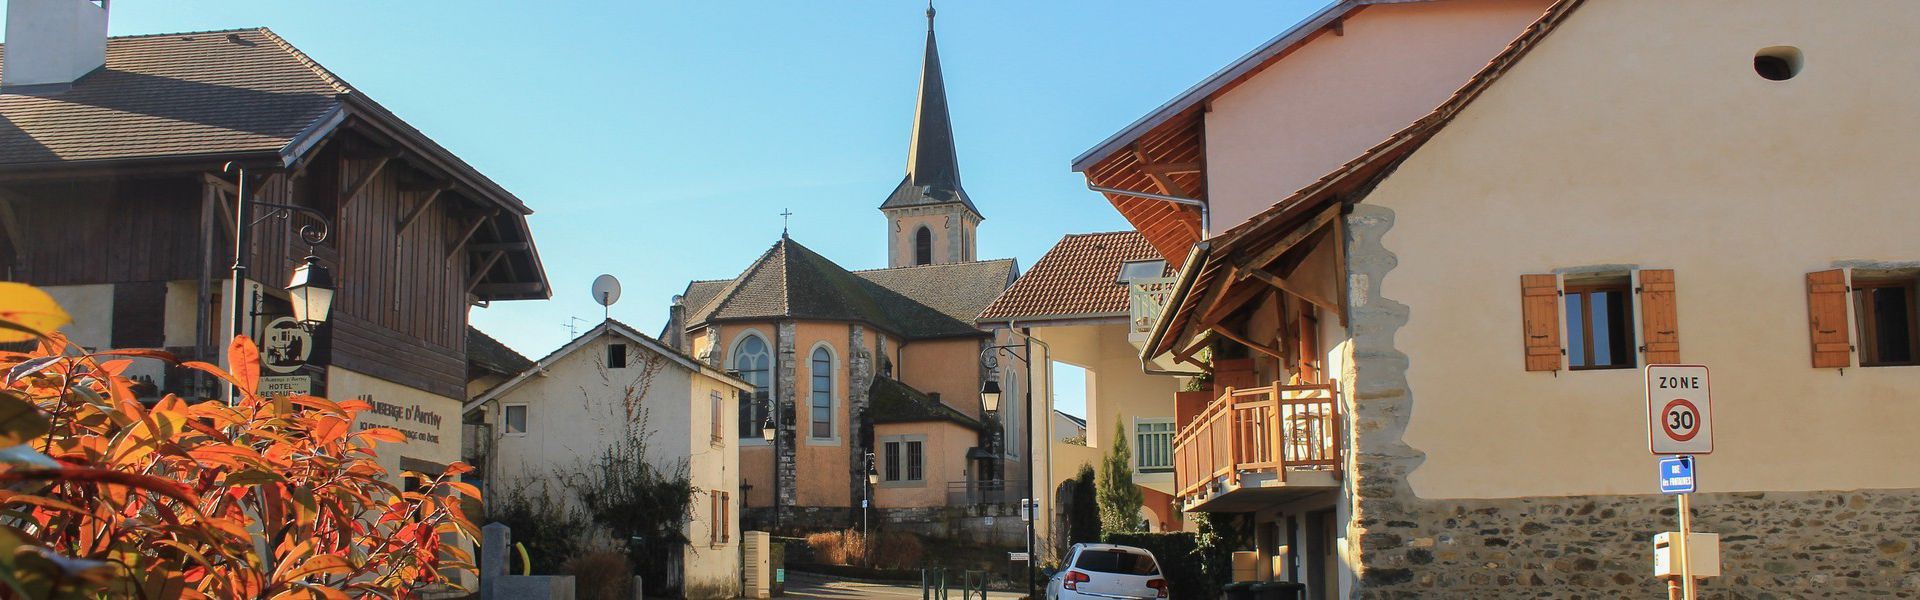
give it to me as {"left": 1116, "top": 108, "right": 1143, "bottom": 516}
{"left": 1646, "top": 365, "right": 1713, "bottom": 454}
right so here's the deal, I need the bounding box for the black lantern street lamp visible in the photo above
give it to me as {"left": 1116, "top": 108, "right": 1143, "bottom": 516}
{"left": 226, "top": 163, "right": 334, "bottom": 404}
{"left": 981, "top": 325, "right": 1049, "bottom": 600}
{"left": 286, "top": 254, "right": 335, "bottom": 330}
{"left": 979, "top": 378, "right": 1002, "bottom": 414}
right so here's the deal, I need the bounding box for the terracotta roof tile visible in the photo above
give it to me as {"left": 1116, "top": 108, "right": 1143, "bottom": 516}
{"left": 979, "top": 231, "right": 1169, "bottom": 321}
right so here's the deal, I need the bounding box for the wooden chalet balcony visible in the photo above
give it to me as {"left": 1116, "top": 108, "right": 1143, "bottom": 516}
{"left": 1173, "top": 382, "right": 1342, "bottom": 512}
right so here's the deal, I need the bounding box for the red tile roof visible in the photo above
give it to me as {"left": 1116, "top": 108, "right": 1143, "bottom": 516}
{"left": 979, "top": 231, "right": 1169, "bottom": 322}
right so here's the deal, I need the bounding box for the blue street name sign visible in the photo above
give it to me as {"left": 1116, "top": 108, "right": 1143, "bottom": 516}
{"left": 1659, "top": 455, "right": 1695, "bottom": 495}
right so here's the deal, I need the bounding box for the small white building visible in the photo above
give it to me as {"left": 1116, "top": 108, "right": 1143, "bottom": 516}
{"left": 464, "top": 320, "right": 750, "bottom": 596}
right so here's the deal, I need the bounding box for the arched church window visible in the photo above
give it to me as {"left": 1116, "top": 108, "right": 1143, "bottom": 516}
{"left": 915, "top": 226, "right": 934, "bottom": 266}
{"left": 732, "top": 334, "right": 771, "bottom": 438}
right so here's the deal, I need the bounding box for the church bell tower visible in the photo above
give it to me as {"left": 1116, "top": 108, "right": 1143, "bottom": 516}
{"left": 881, "top": 4, "right": 983, "bottom": 268}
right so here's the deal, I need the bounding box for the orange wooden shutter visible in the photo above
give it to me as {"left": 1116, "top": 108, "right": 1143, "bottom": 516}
{"left": 1806, "top": 269, "right": 1852, "bottom": 368}
{"left": 1521, "top": 274, "right": 1563, "bottom": 371}
{"left": 1638, "top": 270, "right": 1681, "bottom": 364}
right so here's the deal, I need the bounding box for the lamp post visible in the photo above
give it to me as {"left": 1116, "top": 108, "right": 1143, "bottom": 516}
{"left": 864, "top": 452, "right": 877, "bottom": 540}
{"left": 761, "top": 400, "right": 779, "bottom": 530}
{"left": 226, "top": 164, "right": 334, "bottom": 405}
{"left": 981, "top": 326, "right": 1045, "bottom": 600}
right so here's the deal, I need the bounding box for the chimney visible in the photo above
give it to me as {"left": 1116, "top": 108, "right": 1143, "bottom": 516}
{"left": 666, "top": 294, "right": 687, "bottom": 353}
{"left": 3, "top": 0, "right": 108, "bottom": 92}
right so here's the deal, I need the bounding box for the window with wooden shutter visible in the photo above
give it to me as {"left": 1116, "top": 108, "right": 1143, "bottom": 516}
{"left": 1806, "top": 269, "right": 1853, "bottom": 368}
{"left": 1638, "top": 270, "right": 1680, "bottom": 364}
{"left": 1521, "top": 274, "right": 1563, "bottom": 371}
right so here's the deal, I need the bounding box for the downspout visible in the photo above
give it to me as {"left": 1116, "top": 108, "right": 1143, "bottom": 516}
{"left": 1088, "top": 184, "right": 1208, "bottom": 237}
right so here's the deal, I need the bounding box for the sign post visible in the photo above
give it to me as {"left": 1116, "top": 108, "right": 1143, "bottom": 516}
{"left": 1647, "top": 365, "right": 1712, "bottom": 600}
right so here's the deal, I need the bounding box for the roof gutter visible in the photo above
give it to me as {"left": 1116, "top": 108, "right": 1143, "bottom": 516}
{"left": 1089, "top": 184, "right": 1209, "bottom": 237}
{"left": 1139, "top": 241, "right": 1210, "bottom": 370}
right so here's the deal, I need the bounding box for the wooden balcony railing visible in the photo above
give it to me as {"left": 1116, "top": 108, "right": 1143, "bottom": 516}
{"left": 1172, "top": 382, "right": 1342, "bottom": 500}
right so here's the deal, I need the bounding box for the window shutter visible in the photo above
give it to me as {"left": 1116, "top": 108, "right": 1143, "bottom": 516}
{"left": 1521, "top": 274, "right": 1563, "bottom": 371}
{"left": 1806, "top": 269, "right": 1852, "bottom": 368}
{"left": 1638, "top": 269, "right": 1681, "bottom": 364}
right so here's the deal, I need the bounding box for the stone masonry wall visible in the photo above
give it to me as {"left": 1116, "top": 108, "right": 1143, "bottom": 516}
{"left": 1342, "top": 204, "right": 1920, "bottom": 599}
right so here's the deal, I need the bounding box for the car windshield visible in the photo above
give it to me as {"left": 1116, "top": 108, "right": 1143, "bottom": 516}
{"left": 1073, "top": 549, "right": 1159, "bottom": 575}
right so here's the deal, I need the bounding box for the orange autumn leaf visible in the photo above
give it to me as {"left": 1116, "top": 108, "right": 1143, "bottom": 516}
{"left": 356, "top": 427, "right": 406, "bottom": 444}
{"left": 229, "top": 335, "right": 261, "bottom": 397}
{"left": 0, "top": 282, "right": 71, "bottom": 342}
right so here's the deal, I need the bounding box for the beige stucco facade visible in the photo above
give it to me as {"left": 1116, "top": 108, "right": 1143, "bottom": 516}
{"left": 331, "top": 367, "right": 462, "bottom": 482}
{"left": 474, "top": 328, "right": 746, "bottom": 593}
{"left": 886, "top": 205, "right": 981, "bottom": 268}
{"left": 698, "top": 318, "right": 1025, "bottom": 517}
{"left": 1364, "top": 0, "right": 1920, "bottom": 500}
{"left": 1203, "top": 0, "right": 1553, "bottom": 233}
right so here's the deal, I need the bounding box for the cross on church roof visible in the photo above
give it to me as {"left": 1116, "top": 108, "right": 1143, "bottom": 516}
{"left": 781, "top": 207, "right": 794, "bottom": 236}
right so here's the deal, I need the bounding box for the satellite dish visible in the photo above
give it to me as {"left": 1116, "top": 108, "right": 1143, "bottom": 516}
{"left": 591, "top": 274, "right": 622, "bottom": 307}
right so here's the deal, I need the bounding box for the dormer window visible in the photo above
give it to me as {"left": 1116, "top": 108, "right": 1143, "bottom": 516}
{"left": 1118, "top": 260, "right": 1166, "bottom": 284}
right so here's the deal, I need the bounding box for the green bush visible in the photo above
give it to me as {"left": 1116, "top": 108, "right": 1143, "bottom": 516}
{"left": 1102, "top": 532, "right": 1203, "bottom": 600}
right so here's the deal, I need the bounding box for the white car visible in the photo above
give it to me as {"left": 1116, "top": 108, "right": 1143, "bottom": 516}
{"left": 1045, "top": 543, "right": 1169, "bottom": 600}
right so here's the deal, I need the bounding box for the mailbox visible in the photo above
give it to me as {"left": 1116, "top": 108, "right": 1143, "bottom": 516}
{"left": 1652, "top": 532, "right": 1720, "bottom": 578}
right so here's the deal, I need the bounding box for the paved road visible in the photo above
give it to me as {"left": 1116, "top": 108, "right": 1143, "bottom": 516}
{"left": 782, "top": 571, "right": 1027, "bottom": 600}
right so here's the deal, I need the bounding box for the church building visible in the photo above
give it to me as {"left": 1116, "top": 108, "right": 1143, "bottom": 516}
{"left": 664, "top": 7, "right": 1029, "bottom": 535}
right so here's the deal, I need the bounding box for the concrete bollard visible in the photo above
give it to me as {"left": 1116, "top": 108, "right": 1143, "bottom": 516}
{"left": 481, "top": 523, "right": 510, "bottom": 600}
{"left": 633, "top": 575, "right": 645, "bottom": 600}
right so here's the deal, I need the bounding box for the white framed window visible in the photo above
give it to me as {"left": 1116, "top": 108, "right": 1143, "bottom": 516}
{"left": 807, "top": 344, "right": 838, "bottom": 443}
{"left": 1118, "top": 259, "right": 1167, "bottom": 283}
{"left": 1135, "top": 417, "right": 1175, "bottom": 474}
{"left": 503, "top": 404, "right": 528, "bottom": 436}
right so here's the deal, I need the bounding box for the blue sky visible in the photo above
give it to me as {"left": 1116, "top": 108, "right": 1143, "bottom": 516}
{"left": 111, "top": 1, "right": 1327, "bottom": 415}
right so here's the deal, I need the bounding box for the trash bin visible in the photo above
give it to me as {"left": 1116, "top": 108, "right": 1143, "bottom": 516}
{"left": 1222, "top": 582, "right": 1256, "bottom": 600}
{"left": 1249, "top": 582, "right": 1305, "bottom": 600}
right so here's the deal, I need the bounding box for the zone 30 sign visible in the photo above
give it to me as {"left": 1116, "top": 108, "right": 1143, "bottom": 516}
{"left": 1646, "top": 365, "right": 1713, "bottom": 455}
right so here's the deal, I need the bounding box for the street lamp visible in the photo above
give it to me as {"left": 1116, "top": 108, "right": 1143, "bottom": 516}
{"left": 863, "top": 452, "right": 877, "bottom": 540}
{"left": 225, "top": 163, "right": 333, "bottom": 404}
{"left": 286, "top": 254, "right": 335, "bottom": 330}
{"left": 981, "top": 327, "right": 1048, "bottom": 600}
{"left": 760, "top": 415, "right": 776, "bottom": 443}
{"left": 979, "top": 379, "right": 1002, "bottom": 413}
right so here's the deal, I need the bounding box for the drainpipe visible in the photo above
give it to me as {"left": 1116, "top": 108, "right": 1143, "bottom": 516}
{"left": 1087, "top": 184, "right": 1208, "bottom": 237}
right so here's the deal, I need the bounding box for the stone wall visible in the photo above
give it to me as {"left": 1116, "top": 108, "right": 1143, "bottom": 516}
{"left": 1360, "top": 490, "right": 1920, "bottom": 598}
{"left": 1342, "top": 204, "right": 1920, "bottom": 598}
{"left": 743, "top": 504, "right": 1027, "bottom": 547}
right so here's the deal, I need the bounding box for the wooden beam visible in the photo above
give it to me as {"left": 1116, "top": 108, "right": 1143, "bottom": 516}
{"left": 1332, "top": 213, "right": 1349, "bottom": 327}
{"left": 472, "top": 282, "right": 545, "bottom": 296}
{"left": 445, "top": 211, "right": 495, "bottom": 261}
{"left": 1208, "top": 323, "right": 1285, "bottom": 361}
{"left": 1172, "top": 330, "right": 1217, "bottom": 371}
{"left": 466, "top": 241, "right": 529, "bottom": 253}
{"left": 1241, "top": 266, "right": 1341, "bottom": 316}
{"left": 0, "top": 194, "right": 23, "bottom": 265}
{"left": 465, "top": 250, "right": 506, "bottom": 295}
{"left": 339, "top": 151, "right": 399, "bottom": 207}
{"left": 1140, "top": 162, "right": 1202, "bottom": 176}
{"left": 1199, "top": 271, "right": 1267, "bottom": 328}
{"left": 1132, "top": 144, "right": 1191, "bottom": 197}
{"left": 1233, "top": 204, "right": 1339, "bottom": 275}
{"left": 395, "top": 186, "right": 448, "bottom": 234}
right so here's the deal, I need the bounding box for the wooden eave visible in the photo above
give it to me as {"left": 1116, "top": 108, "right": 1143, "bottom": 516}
{"left": 1083, "top": 113, "right": 1207, "bottom": 263}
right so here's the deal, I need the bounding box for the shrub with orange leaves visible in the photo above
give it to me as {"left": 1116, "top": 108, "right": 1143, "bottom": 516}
{"left": 0, "top": 282, "right": 478, "bottom": 598}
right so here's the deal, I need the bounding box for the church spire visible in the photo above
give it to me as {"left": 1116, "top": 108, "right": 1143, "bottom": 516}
{"left": 881, "top": 1, "right": 980, "bottom": 217}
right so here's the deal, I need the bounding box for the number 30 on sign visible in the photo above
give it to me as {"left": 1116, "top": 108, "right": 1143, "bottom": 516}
{"left": 1646, "top": 365, "right": 1713, "bottom": 455}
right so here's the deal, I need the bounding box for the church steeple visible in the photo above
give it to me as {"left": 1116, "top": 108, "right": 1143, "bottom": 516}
{"left": 882, "top": 2, "right": 983, "bottom": 268}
